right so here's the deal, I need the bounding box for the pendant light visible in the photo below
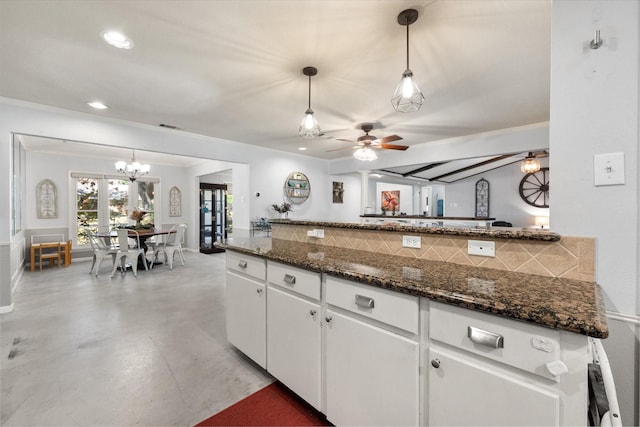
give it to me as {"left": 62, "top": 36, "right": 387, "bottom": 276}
{"left": 391, "top": 9, "right": 424, "bottom": 113}
{"left": 520, "top": 152, "right": 541, "bottom": 173}
{"left": 298, "top": 66, "right": 321, "bottom": 137}
{"left": 115, "top": 149, "right": 150, "bottom": 182}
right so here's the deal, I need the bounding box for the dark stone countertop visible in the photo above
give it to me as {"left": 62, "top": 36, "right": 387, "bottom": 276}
{"left": 219, "top": 238, "right": 608, "bottom": 339}
{"left": 269, "top": 219, "right": 561, "bottom": 242}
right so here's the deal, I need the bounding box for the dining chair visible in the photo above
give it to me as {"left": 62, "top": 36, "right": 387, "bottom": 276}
{"left": 111, "top": 229, "right": 148, "bottom": 277}
{"left": 151, "top": 224, "right": 186, "bottom": 269}
{"left": 87, "top": 230, "right": 119, "bottom": 276}
{"left": 38, "top": 242, "right": 63, "bottom": 271}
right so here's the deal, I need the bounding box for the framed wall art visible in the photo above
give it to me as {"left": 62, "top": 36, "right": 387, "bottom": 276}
{"left": 169, "top": 186, "right": 182, "bottom": 217}
{"left": 36, "top": 179, "right": 57, "bottom": 219}
{"left": 332, "top": 181, "right": 344, "bottom": 203}
{"left": 381, "top": 190, "right": 400, "bottom": 214}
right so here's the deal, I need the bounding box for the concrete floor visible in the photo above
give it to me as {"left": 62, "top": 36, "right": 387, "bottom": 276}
{"left": 0, "top": 250, "right": 273, "bottom": 426}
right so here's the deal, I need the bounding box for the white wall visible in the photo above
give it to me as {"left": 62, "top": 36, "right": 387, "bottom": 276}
{"left": 445, "top": 159, "right": 550, "bottom": 227}
{"left": 551, "top": 1, "right": 639, "bottom": 424}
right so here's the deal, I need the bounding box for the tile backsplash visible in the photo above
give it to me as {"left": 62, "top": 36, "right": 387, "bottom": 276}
{"left": 272, "top": 224, "right": 595, "bottom": 281}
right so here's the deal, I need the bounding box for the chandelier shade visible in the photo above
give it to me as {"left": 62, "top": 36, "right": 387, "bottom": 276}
{"left": 299, "top": 66, "right": 321, "bottom": 137}
{"left": 115, "top": 150, "right": 150, "bottom": 182}
{"left": 353, "top": 146, "right": 378, "bottom": 161}
{"left": 520, "top": 152, "right": 541, "bottom": 173}
{"left": 391, "top": 9, "right": 424, "bottom": 113}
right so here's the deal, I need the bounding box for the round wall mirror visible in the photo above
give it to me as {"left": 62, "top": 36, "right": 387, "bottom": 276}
{"left": 284, "top": 172, "right": 310, "bottom": 204}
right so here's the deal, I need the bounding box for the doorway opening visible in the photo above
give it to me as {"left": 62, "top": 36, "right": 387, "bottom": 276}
{"left": 199, "top": 183, "right": 228, "bottom": 254}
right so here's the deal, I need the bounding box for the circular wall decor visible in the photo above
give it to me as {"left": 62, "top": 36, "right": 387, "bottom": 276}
{"left": 284, "top": 172, "right": 310, "bottom": 204}
{"left": 519, "top": 167, "right": 549, "bottom": 208}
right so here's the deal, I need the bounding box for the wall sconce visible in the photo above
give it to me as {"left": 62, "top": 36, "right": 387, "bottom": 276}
{"left": 590, "top": 30, "right": 603, "bottom": 49}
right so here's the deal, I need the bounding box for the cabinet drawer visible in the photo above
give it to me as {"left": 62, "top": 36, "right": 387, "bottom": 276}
{"left": 429, "top": 301, "right": 563, "bottom": 380}
{"left": 226, "top": 251, "right": 266, "bottom": 280}
{"left": 326, "top": 277, "right": 419, "bottom": 335}
{"left": 267, "top": 261, "right": 321, "bottom": 301}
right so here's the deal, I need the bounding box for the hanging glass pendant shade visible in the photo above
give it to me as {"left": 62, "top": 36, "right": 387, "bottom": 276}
{"left": 298, "top": 66, "right": 321, "bottom": 137}
{"left": 391, "top": 9, "right": 424, "bottom": 113}
{"left": 520, "top": 152, "right": 541, "bottom": 173}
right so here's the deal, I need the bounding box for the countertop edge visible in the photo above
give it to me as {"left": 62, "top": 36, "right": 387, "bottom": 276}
{"left": 270, "top": 219, "right": 561, "bottom": 242}
{"left": 221, "top": 244, "right": 608, "bottom": 339}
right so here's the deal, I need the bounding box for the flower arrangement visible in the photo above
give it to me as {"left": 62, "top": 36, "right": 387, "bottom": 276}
{"left": 271, "top": 203, "right": 292, "bottom": 214}
{"left": 130, "top": 209, "right": 148, "bottom": 228}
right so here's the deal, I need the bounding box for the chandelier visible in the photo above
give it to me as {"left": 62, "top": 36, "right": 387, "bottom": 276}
{"left": 115, "top": 150, "right": 150, "bottom": 182}
{"left": 520, "top": 152, "right": 541, "bottom": 173}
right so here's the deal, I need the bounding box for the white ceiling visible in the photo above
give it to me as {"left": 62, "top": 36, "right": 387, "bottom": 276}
{"left": 0, "top": 0, "right": 551, "bottom": 161}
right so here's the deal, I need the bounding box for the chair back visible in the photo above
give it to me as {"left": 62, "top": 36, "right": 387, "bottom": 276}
{"left": 31, "top": 234, "right": 65, "bottom": 245}
{"left": 175, "top": 224, "right": 186, "bottom": 244}
{"left": 116, "top": 229, "right": 133, "bottom": 252}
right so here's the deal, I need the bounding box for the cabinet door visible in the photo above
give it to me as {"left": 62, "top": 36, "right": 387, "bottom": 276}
{"left": 325, "top": 310, "right": 419, "bottom": 427}
{"left": 428, "top": 346, "right": 559, "bottom": 426}
{"left": 225, "top": 271, "right": 266, "bottom": 368}
{"left": 267, "top": 287, "right": 321, "bottom": 410}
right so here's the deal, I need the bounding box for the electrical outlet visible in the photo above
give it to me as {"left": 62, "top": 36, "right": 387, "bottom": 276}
{"left": 315, "top": 229, "right": 324, "bottom": 238}
{"left": 467, "top": 240, "right": 495, "bottom": 257}
{"left": 402, "top": 235, "right": 421, "bottom": 249}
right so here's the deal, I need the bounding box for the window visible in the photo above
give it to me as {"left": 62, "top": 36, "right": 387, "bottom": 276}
{"left": 72, "top": 175, "right": 158, "bottom": 246}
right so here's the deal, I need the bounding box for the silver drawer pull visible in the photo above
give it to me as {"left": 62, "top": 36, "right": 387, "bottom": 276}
{"left": 283, "top": 274, "right": 296, "bottom": 285}
{"left": 238, "top": 260, "right": 248, "bottom": 268}
{"left": 355, "top": 294, "right": 375, "bottom": 309}
{"left": 467, "top": 326, "right": 504, "bottom": 349}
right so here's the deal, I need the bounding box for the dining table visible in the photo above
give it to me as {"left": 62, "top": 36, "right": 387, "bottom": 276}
{"left": 97, "top": 227, "right": 176, "bottom": 269}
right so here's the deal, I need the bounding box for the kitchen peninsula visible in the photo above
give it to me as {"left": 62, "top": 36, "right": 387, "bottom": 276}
{"left": 221, "top": 219, "right": 607, "bottom": 426}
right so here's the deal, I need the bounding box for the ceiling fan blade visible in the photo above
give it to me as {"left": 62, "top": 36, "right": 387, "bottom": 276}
{"left": 326, "top": 145, "right": 359, "bottom": 153}
{"left": 380, "top": 143, "right": 409, "bottom": 151}
{"left": 377, "top": 135, "right": 402, "bottom": 144}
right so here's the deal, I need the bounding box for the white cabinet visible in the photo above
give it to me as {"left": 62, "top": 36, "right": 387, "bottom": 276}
{"left": 266, "top": 262, "right": 322, "bottom": 410}
{"left": 325, "top": 277, "right": 420, "bottom": 427}
{"left": 427, "top": 301, "right": 589, "bottom": 427}
{"left": 428, "top": 346, "right": 559, "bottom": 426}
{"left": 225, "top": 253, "right": 266, "bottom": 368}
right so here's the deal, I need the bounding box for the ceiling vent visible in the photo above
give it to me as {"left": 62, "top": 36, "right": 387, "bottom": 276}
{"left": 159, "top": 123, "right": 181, "bottom": 130}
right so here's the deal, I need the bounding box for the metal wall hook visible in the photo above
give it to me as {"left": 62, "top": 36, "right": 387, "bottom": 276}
{"left": 590, "top": 30, "right": 603, "bottom": 49}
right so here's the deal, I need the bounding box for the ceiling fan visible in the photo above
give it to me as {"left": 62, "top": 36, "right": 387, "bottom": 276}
{"left": 327, "top": 124, "right": 409, "bottom": 153}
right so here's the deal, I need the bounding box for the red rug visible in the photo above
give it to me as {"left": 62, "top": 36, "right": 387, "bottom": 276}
{"left": 195, "top": 381, "right": 332, "bottom": 426}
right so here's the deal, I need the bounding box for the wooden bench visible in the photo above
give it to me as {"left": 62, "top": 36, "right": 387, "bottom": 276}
{"left": 30, "top": 234, "right": 72, "bottom": 272}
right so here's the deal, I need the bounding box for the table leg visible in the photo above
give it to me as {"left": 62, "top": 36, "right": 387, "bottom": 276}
{"left": 30, "top": 245, "right": 36, "bottom": 272}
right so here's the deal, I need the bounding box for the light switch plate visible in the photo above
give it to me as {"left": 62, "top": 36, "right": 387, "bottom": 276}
{"left": 594, "top": 152, "right": 625, "bottom": 186}
{"left": 467, "top": 240, "right": 495, "bottom": 257}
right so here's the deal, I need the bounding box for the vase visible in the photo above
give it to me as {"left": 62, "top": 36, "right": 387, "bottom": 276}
{"left": 136, "top": 220, "right": 141, "bottom": 229}
{"left": 280, "top": 212, "right": 288, "bottom": 219}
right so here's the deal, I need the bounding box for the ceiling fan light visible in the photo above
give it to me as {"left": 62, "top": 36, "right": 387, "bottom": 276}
{"left": 353, "top": 146, "right": 377, "bottom": 161}
{"left": 521, "top": 152, "right": 541, "bottom": 173}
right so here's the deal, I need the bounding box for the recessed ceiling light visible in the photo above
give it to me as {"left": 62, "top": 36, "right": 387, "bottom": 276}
{"left": 298, "top": 147, "right": 308, "bottom": 151}
{"left": 87, "top": 101, "right": 109, "bottom": 110}
{"left": 101, "top": 31, "right": 134, "bottom": 49}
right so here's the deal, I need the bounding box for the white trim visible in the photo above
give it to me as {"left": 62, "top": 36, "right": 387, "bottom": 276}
{"left": 0, "top": 303, "right": 14, "bottom": 314}
{"left": 606, "top": 311, "right": 640, "bottom": 326}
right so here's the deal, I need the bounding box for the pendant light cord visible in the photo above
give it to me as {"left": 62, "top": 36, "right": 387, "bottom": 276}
{"left": 308, "top": 75, "right": 311, "bottom": 109}
{"left": 406, "top": 21, "right": 410, "bottom": 70}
